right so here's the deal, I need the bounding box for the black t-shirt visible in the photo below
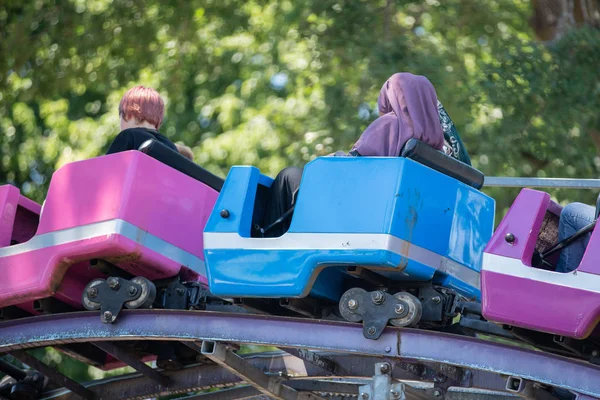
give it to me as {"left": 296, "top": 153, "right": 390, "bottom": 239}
{"left": 106, "top": 127, "right": 177, "bottom": 155}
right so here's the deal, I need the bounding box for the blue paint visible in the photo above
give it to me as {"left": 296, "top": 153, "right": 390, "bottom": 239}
{"left": 258, "top": 173, "right": 274, "bottom": 188}
{"left": 204, "top": 166, "right": 261, "bottom": 237}
{"left": 205, "top": 249, "right": 405, "bottom": 299}
{"left": 204, "top": 157, "right": 495, "bottom": 301}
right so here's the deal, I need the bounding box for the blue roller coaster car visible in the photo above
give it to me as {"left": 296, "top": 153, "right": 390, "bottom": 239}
{"left": 204, "top": 139, "right": 495, "bottom": 338}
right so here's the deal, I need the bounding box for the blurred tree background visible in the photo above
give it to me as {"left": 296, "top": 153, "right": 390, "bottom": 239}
{"left": 0, "top": 0, "right": 599, "bottom": 383}
{"left": 1, "top": 0, "right": 600, "bottom": 217}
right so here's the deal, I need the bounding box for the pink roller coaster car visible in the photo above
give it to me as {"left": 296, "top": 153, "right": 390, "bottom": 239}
{"left": 0, "top": 141, "right": 220, "bottom": 320}
{"left": 482, "top": 188, "right": 600, "bottom": 347}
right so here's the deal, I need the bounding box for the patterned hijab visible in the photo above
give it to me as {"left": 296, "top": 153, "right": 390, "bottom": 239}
{"left": 437, "top": 101, "right": 472, "bottom": 165}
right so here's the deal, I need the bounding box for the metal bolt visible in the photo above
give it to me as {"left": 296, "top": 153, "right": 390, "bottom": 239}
{"left": 176, "top": 288, "right": 186, "bottom": 296}
{"left": 107, "top": 277, "right": 120, "bottom": 290}
{"left": 102, "top": 311, "right": 113, "bottom": 322}
{"left": 380, "top": 363, "right": 390, "bottom": 373}
{"left": 384, "top": 346, "right": 392, "bottom": 353}
{"left": 87, "top": 287, "right": 98, "bottom": 298}
{"left": 390, "top": 389, "right": 399, "bottom": 398}
{"left": 128, "top": 286, "right": 138, "bottom": 296}
{"left": 505, "top": 233, "right": 515, "bottom": 244}
{"left": 347, "top": 299, "right": 359, "bottom": 310}
{"left": 432, "top": 296, "right": 441, "bottom": 304}
{"left": 220, "top": 209, "right": 230, "bottom": 218}
{"left": 433, "top": 390, "right": 441, "bottom": 397}
{"left": 367, "top": 326, "right": 377, "bottom": 336}
{"left": 394, "top": 303, "right": 405, "bottom": 314}
{"left": 361, "top": 393, "right": 369, "bottom": 399}
{"left": 592, "top": 350, "right": 599, "bottom": 357}
{"left": 371, "top": 291, "right": 385, "bottom": 305}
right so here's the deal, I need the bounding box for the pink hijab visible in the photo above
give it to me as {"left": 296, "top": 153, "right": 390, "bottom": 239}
{"left": 351, "top": 73, "right": 444, "bottom": 156}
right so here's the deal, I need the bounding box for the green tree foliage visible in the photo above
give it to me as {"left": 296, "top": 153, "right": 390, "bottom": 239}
{"left": 0, "top": 0, "right": 599, "bottom": 382}
{"left": 1, "top": 0, "right": 599, "bottom": 212}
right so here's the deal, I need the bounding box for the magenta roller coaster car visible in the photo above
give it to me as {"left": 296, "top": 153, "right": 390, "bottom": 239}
{"left": 482, "top": 188, "right": 600, "bottom": 339}
{"left": 0, "top": 151, "right": 218, "bottom": 314}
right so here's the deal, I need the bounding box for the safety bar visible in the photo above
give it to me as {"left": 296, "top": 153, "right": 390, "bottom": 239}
{"left": 484, "top": 177, "right": 600, "bottom": 190}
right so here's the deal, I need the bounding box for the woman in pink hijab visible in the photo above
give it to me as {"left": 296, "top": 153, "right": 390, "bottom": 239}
{"left": 350, "top": 72, "right": 444, "bottom": 156}
{"left": 260, "top": 73, "right": 445, "bottom": 237}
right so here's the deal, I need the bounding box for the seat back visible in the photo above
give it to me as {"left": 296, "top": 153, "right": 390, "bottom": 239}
{"left": 401, "top": 139, "right": 484, "bottom": 189}
{"left": 138, "top": 139, "right": 224, "bottom": 192}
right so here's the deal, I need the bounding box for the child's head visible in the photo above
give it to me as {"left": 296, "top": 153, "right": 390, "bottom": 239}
{"left": 175, "top": 143, "right": 194, "bottom": 161}
{"left": 119, "top": 86, "right": 165, "bottom": 131}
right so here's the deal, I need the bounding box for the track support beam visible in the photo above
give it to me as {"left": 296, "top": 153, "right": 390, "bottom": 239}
{"left": 359, "top": 362, "right": 406, "bottom": 400}
{"left": 11, "top": 351, "right": 96, "bottom": 400}
{"left": 176, "top": 385, "right": 260, "bottom": 400}
{"left": 200, "top": 340, "right": 323, "bottom": 400}
{"left": 282, "top": 348, "right": 338, "bottom": 375}
{"left": 92, "top": 342, "right": 170, "bottom": 387}
{"left": 505, "top": 376, "right": 561, "bottom": 400}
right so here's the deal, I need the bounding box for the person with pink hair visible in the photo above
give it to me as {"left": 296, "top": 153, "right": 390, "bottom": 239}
{"left": 106, "top": 85, "right": 179, "bottom": 154}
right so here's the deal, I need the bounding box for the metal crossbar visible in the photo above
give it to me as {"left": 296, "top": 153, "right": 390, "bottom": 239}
{"left": 11, "top": 351, "right": 96, "bottom": 399}
{"left": 484, "top": 177, "right": 600, "bottom": 189}
{"left": 199, "top": 340, "right": 324, "bottom": 400}
{"left": 93, "top": 341, "right": 171, "bottom": 387}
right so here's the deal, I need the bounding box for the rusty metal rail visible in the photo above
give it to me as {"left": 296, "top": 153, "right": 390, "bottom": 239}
{"left": 0, "top": 310, "right": 597, "bottom": 399}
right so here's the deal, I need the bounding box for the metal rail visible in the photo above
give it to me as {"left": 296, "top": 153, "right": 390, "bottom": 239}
{"left": 0, "top": 310, "right": 598, "bottom": 398}
{"left": 484, "top": 177, "right": 600, "bottom": 189}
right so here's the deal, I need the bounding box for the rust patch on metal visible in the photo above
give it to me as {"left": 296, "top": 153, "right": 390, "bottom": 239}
{"left": 105, "top": 253, "right": 148, "bottom": 275}
{"left": 4, "top": 258, "right": 74, "bottom": 306}
{"left": 49, "top": 257, "right": 77, "bottom": 293}
{"left": 398, "top": 189, "right": 422, "bottom": 268}
{"left": 105, "top": 252, "right": 168, "bottom": 277}
{"left": 104, "top": 252, "right": 142, "bottom": 264}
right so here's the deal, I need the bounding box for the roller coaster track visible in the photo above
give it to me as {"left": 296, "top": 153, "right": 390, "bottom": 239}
{"left": 0, "top": 310, "right": 598, "bottom": 400}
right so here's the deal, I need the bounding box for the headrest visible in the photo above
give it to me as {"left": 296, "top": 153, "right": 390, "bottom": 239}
{"left": 401, "top": 139, "right": 484, "bottom": 190}
{"left": 138, "top": 140, "right": 224, "bottom": 192}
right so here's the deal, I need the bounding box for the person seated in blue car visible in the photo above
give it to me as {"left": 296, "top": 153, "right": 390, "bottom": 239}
{"left": 261, "top": 72, "right": 448, "bottom": 237}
